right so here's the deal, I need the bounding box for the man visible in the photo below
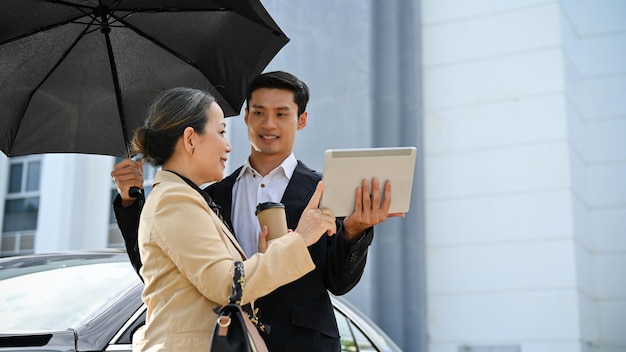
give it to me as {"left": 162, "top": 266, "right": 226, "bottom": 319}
{"left": 112, "top": 71, "right": 401, "bottom": 351}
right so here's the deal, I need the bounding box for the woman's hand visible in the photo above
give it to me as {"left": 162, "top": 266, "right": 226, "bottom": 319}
{"left": 294, "top": 181, "right": 337, "bottom": 246}
{"left": 257, "top": 225, "right": 269, "bottom": 253}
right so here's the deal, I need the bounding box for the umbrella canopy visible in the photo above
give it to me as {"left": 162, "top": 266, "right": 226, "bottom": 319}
{"left": 0, "top": 0, "right": 289, "bottom": 157}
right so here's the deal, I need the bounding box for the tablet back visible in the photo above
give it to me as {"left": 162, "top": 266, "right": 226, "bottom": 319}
{"left": 320, "top": 147, "right": 417, "bottom": 217}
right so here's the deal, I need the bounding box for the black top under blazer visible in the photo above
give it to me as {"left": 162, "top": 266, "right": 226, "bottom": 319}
{"left": 114, "top": 161, "right": 374, "bottom": 352}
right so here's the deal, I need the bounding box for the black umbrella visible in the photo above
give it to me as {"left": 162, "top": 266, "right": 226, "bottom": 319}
{"left": 0, "top": 0, "right": 289, "bottom": 157}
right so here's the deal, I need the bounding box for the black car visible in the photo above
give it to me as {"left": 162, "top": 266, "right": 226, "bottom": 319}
{"left": 0, "top": 249, "right": 401, "bottom": 352}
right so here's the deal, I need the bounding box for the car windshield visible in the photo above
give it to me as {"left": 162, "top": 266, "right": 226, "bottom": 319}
{"left": 0, "top": 253, "right": 139, "bottom": 332}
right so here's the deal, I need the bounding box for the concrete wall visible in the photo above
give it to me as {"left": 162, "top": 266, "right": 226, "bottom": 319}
{"left": 561, "top": 1, "right": 626, "bottom": 351}
{"left": 422, "top": 0, "right": 626, "bottom": 351}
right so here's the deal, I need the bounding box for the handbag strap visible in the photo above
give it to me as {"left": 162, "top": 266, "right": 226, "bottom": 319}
{"left": 227, "top": 262, "right": 271, "bottom": 334}
{"left": 229, "top": 261, "right": 244, "bottom": 305}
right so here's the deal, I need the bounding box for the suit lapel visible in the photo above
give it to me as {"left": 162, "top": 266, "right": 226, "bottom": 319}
{"left": 281, "top": 162, "right": 321, "bottom": 229}
{"left": 210, "top": 206, "right": 247, "bottom": 259}
{"left": 206, "top": 167, "right": 240, "bottom": 232}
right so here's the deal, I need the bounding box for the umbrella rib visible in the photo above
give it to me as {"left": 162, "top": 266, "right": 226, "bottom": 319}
{"left": 97, "top": 1, "right": 133, "bottom": 157}
{"left": 110, "top": 7, "right": 284, "bottom": 36}
{"left": 8, "top": 21, "right": 94, "bottom": 155}
{"left": 2, "top": 1, "right": 110, "bottom": 46}
{"left": 113, "top": 8, "right": 224, "bottom": 12}
{"left": 110, "top": 14, "right": 203, "bottom": 73}
{"left": 44, "top": 0, "right": 93, "bottom": 10}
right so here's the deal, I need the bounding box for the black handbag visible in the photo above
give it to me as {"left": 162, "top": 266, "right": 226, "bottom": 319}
{"left": 210, "top": 261, "right": 268, "bottom": 352}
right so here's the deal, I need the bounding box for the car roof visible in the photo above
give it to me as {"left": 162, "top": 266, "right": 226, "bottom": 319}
{"left": 0, "top": 249, "right": 129, "bottom": 278}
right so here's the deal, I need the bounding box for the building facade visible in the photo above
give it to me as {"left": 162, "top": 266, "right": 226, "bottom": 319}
{"left": 1, "top": 1, "right": 624, "bottom": 351}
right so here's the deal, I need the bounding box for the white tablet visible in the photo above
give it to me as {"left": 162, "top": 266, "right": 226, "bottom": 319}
{"left": 319, "top": 147, "right": 417, "bottom": 217}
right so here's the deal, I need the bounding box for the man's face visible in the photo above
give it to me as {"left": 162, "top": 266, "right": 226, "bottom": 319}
{"left": 244, "top": 88, "right": 307, "bottom": 158}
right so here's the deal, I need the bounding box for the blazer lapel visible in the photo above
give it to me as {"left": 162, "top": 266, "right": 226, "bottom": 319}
{"left": 210, "top": 205, "right": 248, "bottom": 260}
{"left": 159, "top": 171, "right": 247, "bottom": 259}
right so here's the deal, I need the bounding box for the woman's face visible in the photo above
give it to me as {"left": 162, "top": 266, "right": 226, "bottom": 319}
{"left": 193, "top": 102, "right": 231, "bottom": 184}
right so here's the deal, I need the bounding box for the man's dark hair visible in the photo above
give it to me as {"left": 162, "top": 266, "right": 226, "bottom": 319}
{"left": 246, "top": 71, "right": 310, "bottom": 116}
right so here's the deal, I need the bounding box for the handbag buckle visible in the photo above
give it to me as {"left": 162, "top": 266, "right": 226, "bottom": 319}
{"left": 217, "top": 315, "right": 231, "bottom": 336}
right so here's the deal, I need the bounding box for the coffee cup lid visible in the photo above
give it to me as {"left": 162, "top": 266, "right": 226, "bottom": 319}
{"left": 255, "top": 202, "right": 285, "bottom": 215}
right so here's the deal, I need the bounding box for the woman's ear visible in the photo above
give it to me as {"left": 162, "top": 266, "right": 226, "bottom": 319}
{"left": 183, "top": 127, "right": 195, "bottom": 154}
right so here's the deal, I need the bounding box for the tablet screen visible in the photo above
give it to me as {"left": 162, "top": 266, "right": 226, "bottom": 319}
{"left": 320, "top": 147, "right": 417, "bottom": 217}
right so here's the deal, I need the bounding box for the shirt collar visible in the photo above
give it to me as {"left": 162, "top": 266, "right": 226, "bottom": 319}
{"left": 236, "top": 153, "right": 298, "bottom": 180}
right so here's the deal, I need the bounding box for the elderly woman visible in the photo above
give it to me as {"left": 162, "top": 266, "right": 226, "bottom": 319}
{"left": 130, "top": 87, "right": 336, "bottom": 351}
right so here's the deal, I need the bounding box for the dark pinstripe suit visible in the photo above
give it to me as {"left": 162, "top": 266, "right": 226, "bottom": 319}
{"left": 206, "top": 161, "right": 373, "bottom": 352}
{"left": 114, "top": 161, "right": 373, "bottom": 352}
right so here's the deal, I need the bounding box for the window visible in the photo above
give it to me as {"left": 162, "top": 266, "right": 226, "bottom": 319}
{"left": 2, "top": 156, "right": 42, "bottom": 257}
{"left": 108, "top": 158, "right": 159, "bottom": 248}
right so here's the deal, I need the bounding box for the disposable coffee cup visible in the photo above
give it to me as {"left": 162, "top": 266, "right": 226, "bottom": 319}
{"left": 255, "top": 202, "right": 288, "bottom": 241}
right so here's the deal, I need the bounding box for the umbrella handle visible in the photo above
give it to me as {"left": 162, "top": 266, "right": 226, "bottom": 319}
{"left": 127, "top": 153, "right": 143, "bottom": 199}
{"left": 129, "top": 186, "right": 142, "bottom": 198}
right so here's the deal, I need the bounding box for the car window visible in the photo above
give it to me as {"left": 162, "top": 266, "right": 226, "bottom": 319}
{"left": 116, "top": 310, "right": 146, "bottom": 344}
{"left": 0, "top": 261, "right": 138, "bottom": 331}
{"left": 335, "top": 308, "right": 378, "bottom": 352}
{"left": 350, "top": 320, "right": 378, "bottom": 352}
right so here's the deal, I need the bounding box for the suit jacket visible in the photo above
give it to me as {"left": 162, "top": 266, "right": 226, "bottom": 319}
{"left": 205, "top": 161, "right": 374, "bottom": 352}
{"left": 114, "top": 161, "right": 374, "bottom": 352}
{"left": 132, "top": 171, "right": 316, "bottom": 352}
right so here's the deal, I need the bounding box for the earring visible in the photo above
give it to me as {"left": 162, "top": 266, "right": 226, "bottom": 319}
{"left": 191, "top": 146, "right": 195, "bottom": 155}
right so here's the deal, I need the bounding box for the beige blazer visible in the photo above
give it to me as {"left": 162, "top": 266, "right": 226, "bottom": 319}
{"left": 132, "top": 171, "right": 315, "bottom": 352}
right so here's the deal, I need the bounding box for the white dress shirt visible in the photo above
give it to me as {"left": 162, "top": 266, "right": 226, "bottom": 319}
{"left": 232, "top": 153, "right": 298, "bottom": 257}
